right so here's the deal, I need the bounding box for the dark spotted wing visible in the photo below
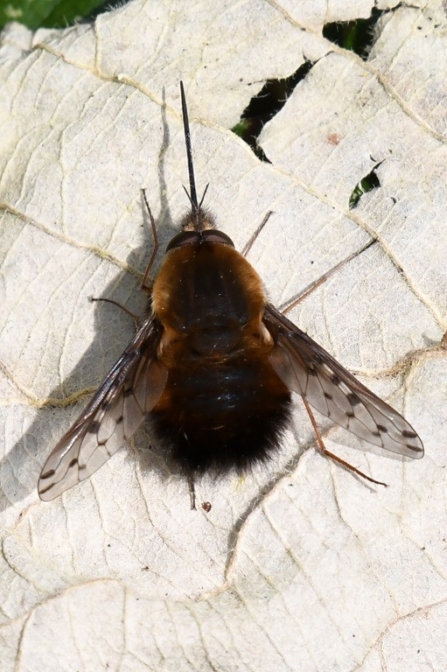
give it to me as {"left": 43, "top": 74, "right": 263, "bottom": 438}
{"left": 264, "top": 304, "right": 423, "bottom": 458}
{"left": 38, "top": 315, "right": 167, "bottom": 501}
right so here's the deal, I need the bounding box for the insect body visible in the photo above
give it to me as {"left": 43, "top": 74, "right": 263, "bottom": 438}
{"left": 150, "top": 219, "right": 292, "bottom": 474}
{"left": 38, "top": 84, "right": 424, "bottom": 501}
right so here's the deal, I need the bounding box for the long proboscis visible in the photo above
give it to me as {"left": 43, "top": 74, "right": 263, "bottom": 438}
{"left": 180, "top": 81, "right": 199, "bottom": 217}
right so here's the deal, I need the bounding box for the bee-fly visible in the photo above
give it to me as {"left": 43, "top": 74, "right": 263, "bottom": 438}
{"left": 38, "top": 83, "right": 424, "bottom": 503}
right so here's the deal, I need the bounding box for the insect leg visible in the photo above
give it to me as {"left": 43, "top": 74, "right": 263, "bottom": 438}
{"left": 283, "top": 239, "right": 377, "bottom": 314}
{"left": 187, "top": 471, "right": 197, "bottom": 510}
{"left": 302, "top": 396, "right": 387, "bottom": 487}
{"left": 140, "top": 188, "right": 159, "bottom": 294}
{"left": 90, "top": 297, "right": 140, "bottom": 327}
{"left": 89, "top": 188, "right": 160, "bottom": 324}
{"left": 241, "top": 211, "right": 273, "bottom": 258}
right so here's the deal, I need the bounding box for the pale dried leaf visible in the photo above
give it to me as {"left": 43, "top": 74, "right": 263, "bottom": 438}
{"left": 0, "top": 1, "right": 445, "bottom": 671}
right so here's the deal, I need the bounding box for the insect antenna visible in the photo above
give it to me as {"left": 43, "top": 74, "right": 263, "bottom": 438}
{"left": 180, "top": 81, "right": 203, "bottom": 232}
{"left": 199, "top": 183, "right": 209, "bottom": 209}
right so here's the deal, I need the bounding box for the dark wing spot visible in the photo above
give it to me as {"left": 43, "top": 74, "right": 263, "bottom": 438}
{"left": 377, "top": 425, "right": 388, "bottom": 433}
{"left": 88, "top": 421, "right": 101, "bottom": 433}
{"left": 308, "top": 367, "right": 318, "bottom": 377}
{"left": 347, "top": 392, "right": 361, "bottom": 406}
{"left": 402, "top": 430, "right": 417, "bottom": 438}
{"left": 330, "top": 374, "right": 341, "bottom": 385}
{"left": 346, "top": 411, "right": 355, "bottom": 418}
{"left": 324, "top": 392, "right": 333, "bottom": 399}
{"left": 68, "top": 458, "right": 78, "bottom": 468}
{"left": 406, "top": 444, "right": 423, "bottom": 453}
{"left": 124, "top": 387, "right": 134, "bottom": 397}
{"left": 40, "top": 469, "right": 56, "bottom": 480}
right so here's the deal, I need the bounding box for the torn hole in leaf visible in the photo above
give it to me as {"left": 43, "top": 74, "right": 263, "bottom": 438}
{"left": 349, "top": 165, "right": 381, "bottom": 210}
{"left": 232, "top": 60, "right": 315, "bottom": 161}
{"left": 5, "top": 0, "right": 131, "bottom": 31}
{"left": 323, "top": 6, "right": 391, "bottom": 61}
